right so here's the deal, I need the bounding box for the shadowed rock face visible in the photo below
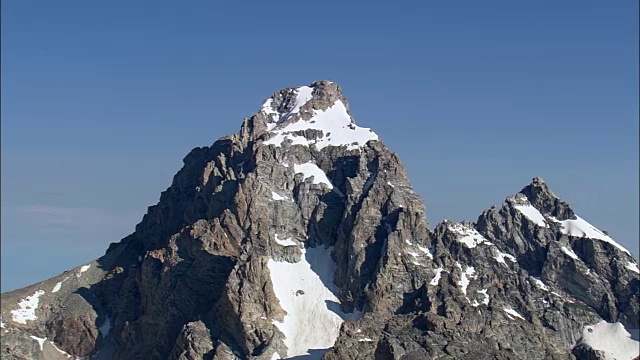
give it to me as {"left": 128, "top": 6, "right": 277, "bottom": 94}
{"left": 1, "top": 81, "right": 638, "bottom": 360}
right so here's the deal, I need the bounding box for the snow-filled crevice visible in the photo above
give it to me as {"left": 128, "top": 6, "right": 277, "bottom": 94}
{"left": 267, "top": 246, "right": 362, "bottom": 359}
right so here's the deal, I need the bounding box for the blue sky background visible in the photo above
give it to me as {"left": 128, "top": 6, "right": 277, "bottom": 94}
{"left": 2, "top": 0, "right": 638, "bottom": 292}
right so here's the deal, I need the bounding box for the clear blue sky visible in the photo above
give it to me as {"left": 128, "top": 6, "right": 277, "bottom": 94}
{"left": 2, "top": 1, "right": 638, "bottom": 292}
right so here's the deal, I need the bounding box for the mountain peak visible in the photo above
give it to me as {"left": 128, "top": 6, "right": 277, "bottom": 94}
{"left": 2, "top": 82, "right": 638, "bottom": 360}
{"left": 253, "top": 81, "right": 379, "bottom": 150}
{"left": 518, "top": 176, "right": 575, "bottom": 220}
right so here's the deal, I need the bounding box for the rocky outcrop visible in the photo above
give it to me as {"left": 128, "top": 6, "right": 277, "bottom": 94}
{"left": 1, "top": 81, "right": 638, "bottom": 360}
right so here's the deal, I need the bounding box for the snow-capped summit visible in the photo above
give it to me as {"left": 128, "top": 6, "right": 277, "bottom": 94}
{"left": 1, "top": 82, "right": 637, "bottom": 360}
{"left": 259, "top": 81, "right": 379, "bottom": 150}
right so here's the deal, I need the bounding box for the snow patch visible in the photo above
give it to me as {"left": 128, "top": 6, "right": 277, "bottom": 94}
{"left": 580, "top": 321, "right": 639, "bottom": 360}
{"left": 561, "top": 246, "right": 579, "bottom": 260}
{"left": 52, "top": 282, "right": 63, "bottom": 293}
{"left": 76, "top": 264, "right": 91, "bottom": 277}
{"left": 275, "top": 234, "right": 297, "bottom": 247}
{"left": 503, "top": 307, "right": 525, "bottom": 320}
{"left": 11, "top": 290, "right": 45, "bottom": 324}
{"left": 51, "top": 341, "right": 73, "bottom": 358}
{"left": 626, "top": 262, "right": 639, "bottom": 274}
{"left": 531, "top": 277, "right": 549, "bottom": 291}
{"left": 550, "top": 216, "right": 630, "bottom": 255}
{"left": 99, "top": 316, "right": 111, "bottom": 337}
{"left": 52, "top": 276, "right": 69, "bottom": 293}
{"left": 514, "top": 204, "right": 548, "bottom": 227}
{"left": 30, "top": 335, "right": 46, "bottom": 351}
{"left": 456, "top": 263, "right": 476, "bottom": 295}
{"left": 404, "top": 239, "right": 413, "bottom": 246}
{"left": 430, "top": 267, "right": 444, "bottom": 286}
{"left": 271, "top": 191, "right": 287, "bottom": 201}
{"left": 448, "top": 223, "right": 490, "bottom": 248}
{"left": 417, "top": 245, "right": 433, "bottom": 259}
{"left": 264, "top": 87, "right": 314, "bottom": 132}
{"left": 293, "top": 162, "right": 333, "bottom": 189}
{"left": 358, "top": 337, "right": 374, "bottom": 342}
{"left": 267, "top": 246, "right": 362, "bottom": 358}
{"left": 494, "top": 249, "right": 517, "bottom": 265}
{"left": 263, "top": 94, "right": 378, "bottom": 150}
{"left": 472, "top": 289, "right": 490, "bottom": 307}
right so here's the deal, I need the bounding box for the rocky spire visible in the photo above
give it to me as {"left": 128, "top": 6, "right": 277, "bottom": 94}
{"left": 519, "top": 176, "right": 575, "bottom": 220}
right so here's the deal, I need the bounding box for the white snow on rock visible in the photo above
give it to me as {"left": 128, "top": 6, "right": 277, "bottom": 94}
{"left": 514, "top": 204, "right": 548, "bottom": 227}
{"left": 263, "top": 88, "right": 378, "bottom": 150}
{"left": 267, "top": 245, "right": 362, "bottom": 359}
{"left": 51, "top": 276, "right": 69, "bottom": 293}
{"left": 472, "top": 289, "right": 490, "bottom": 307}
{"left": 261, "top": 98, "right": 280, "bottom": 121}
{"left": 404, "top": 239, "right": 413, "bottom": 246}
{"left": 531, "top": 277, "right": 549, "bottom": 291}
{"left": 358, "top": 337, "right": 374, "bottom": 342}
{"left": 626, "top": 262, "right": 640, "bottom": 274}
{"left": 430, "top": 267, "right": 444, "bottom": 286}
{"left": 274, "top": 234, "right": 297, "bottom": 247}
{"left": 11, "top": 290, "right": 45, "bottom": 324}
{"left": 99, "top": 316, "right": 111, "bottom": 337}
{"left": 271, "top": 191, "right": 287, "bottom": 201}
{"left": 448, "top": 223, "right": 490, "bottom": 248}
{"left": 293, "top": 162, "right": 333, "bottom": 189}
{"left": 561, "top": 246, "right": 579, "bottom": 260}
{"left": 503, "top": 307, "right": 525, "bottom": 320}
{"left": 456, "top": 263, "right": 476, "bottom": 295}
{"left": 549, "top": 216, "right": 630, "bottom": 255}
{"left": 417, "top": 245, "right": 433, "bottom": 259}
{"left": 30, "top": 335, "right": 46, "bottom": 351}
{"left": 271, "top": 353, "right": 281, "bottom": 360}
{"left": 76, "top": 264, "right": 91, "bottom": 278}
{"left": 580, "top": 320, "right": 639, "bottom": 360}
{"left": 50, "top": 341, "right": 73, "bottom": 358}
{"left": 494, "top": 249, "right": 517, "bottom": 265}
{"left": 263, "top": 87, "right": 314, "bottom": 131}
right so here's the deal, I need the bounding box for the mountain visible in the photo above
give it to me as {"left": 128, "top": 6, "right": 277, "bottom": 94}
{"left": 1, "top": 80, "right": 638, "bottom": 360}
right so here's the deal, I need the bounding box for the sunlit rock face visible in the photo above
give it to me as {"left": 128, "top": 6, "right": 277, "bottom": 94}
{"left": 1, "top": 81, "right": 638, "bottom": 360}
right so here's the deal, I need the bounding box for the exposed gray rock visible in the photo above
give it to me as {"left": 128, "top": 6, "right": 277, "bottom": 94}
{"left": 1, "top": 81, "right": 638, "bottom": 360}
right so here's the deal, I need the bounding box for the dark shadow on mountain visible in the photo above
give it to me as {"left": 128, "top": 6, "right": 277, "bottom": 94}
{"left": 324, "top": 299, "right": 361, "bottom": 321}
{"left": 396, "top": 285, "right": 431, "bottom": 315}
{"left": 288, "top": 348, "right": 331, "bottom": 359}
{"left": 76, "top": 221, "right": 238, "bottom": 359}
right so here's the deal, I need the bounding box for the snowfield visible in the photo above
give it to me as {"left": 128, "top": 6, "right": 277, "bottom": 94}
{"left": 267, "top": 245, "right": 362, "bottom": 359}
{"left": 580, "top": 321, "right": 639, "bottom": 360}
{"left": 549, "top": 215, "right": 630, "bottom": 255}
{"left": 293, "top": 162, "right": 334, "bottom": 189}
{"left": 514, "top": 203, "right": 548, "bottom": 227}
{"left": 11, "top": 290, "right": 46, "bottom": 324}
{"left": 448, "top": 223, "right": 491, "bottom": 248}
{"left": 263, "top": 87, "right": 378, "bottom": 150}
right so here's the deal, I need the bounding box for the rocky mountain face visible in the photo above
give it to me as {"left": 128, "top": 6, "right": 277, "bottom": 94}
{"left": 1, "top": 81, "right": 638, "bottom": 360}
